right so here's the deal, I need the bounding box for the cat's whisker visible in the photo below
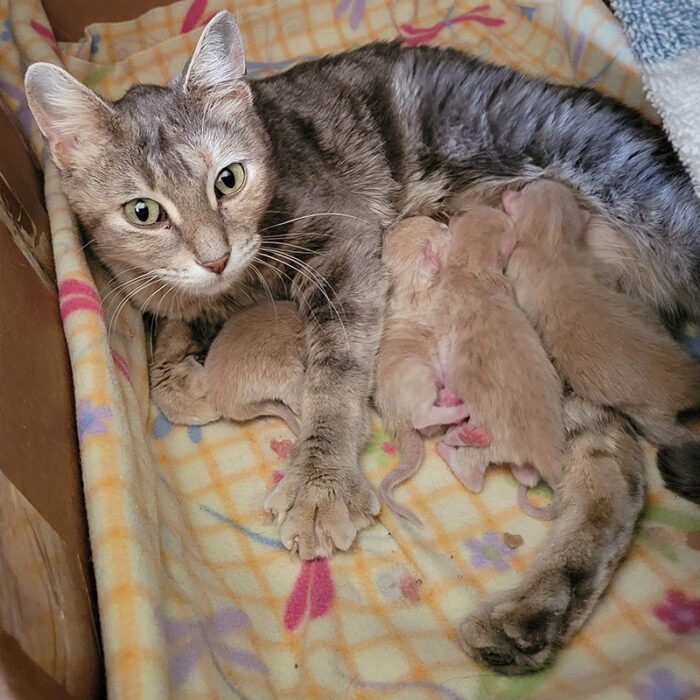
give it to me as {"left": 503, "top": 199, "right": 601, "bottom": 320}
{"left": 79, "top": 237, "right": 95, "bottom": 252}
{"left": 107, "top": 277, "right": 160, "bottom": 340}
{"left": 249, "top": 262, "right": 278, "bottom": 322}
{"left": 259, "top": 212, "right": 364, "bottom": 232}
{"left": 148, "top": 284, "right": 174, "bottom": 356}
{"left": 101, "top": 270, "right": 158, "bottom": 308}
{"left": 261, "top": 241, "right": 326, "bottom": 257}
{"left": 257, "top": 250, "right": 349, "bottom": 349}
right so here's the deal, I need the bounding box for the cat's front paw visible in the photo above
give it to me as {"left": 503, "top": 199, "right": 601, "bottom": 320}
{"left": 264, "top": 459, "right": 380, "bottom": 559}
{"left": 458, "top": 582, "right": 571, "bottom": 675}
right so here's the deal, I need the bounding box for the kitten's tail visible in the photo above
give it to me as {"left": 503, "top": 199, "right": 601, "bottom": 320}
{"left": 379, "top": 427, "right": 423, "bottom": 525}
{"left": 657, "top": 443, "right": 700, "bottom": 506}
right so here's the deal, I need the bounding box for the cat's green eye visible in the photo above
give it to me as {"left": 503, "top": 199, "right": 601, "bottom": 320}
{"left": 214, "top": 162, "right": 245, "bottom": 198}
{"left": 124, "top": 198, "right": 162, "bottom": 226}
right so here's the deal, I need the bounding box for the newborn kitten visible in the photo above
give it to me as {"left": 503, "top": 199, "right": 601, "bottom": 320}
{"left": 503, "top": 180, "right": 700, "bottom": 482}
{"left": 374, "top": 217, "right": 470, "bottom": 524}
{"left": 152, "top": 302, "right": 303, "bottom": 433}
{"left": 205, "top": 302, "right": 304, "bottom": 435}
{"left": 434, "top": 204, "right": 565, "bottom": 496}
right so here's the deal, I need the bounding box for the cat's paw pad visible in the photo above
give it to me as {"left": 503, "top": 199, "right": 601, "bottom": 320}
{"left": 264, "top": 471, "right": 380, "bottom": 559}
{"left": 458, "top": 585, "right": 570, "bottom": 675}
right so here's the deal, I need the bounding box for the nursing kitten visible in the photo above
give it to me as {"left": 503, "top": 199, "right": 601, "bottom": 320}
{"left": 503, "top": 180, "right": 700, "bottom": 490}
{"left": 25, "top": 11, "right": 700, "bottom": 672}
{"left": 204, "top": 302, "right": 304, "bottom": 435}
{"left": 433, "top": 204, "right": 564, "bottom": 495}
{"left": 375, "top": 216, "right": 470, "bottom": 525}
{"left": 152, "top": 302, "right": 303, "bottom": 432}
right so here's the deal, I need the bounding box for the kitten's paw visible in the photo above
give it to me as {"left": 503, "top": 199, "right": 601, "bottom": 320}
{"left": 151, "top": 355, "right": 221, "bottom": 425}
{"left": 264, "top": 467, "right": 380, "bottom": 560}
{"left": 458, "top": 583, "right": 571, "bottom": 675}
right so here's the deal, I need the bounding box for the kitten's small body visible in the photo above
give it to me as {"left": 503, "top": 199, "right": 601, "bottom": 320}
{"left": 430, "top": 204, "right": 564, "bottom": 493}
{"left": 152, "top": 302, "right": 303, "bottom": 432}
{"left": 374, "top": 216, "right": 470, "bottom": 524}
{"left": 504, "top": 180, "right": 700, "bottom": 449}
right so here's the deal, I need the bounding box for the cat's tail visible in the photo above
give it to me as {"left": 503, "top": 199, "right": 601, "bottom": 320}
{"left": 657, "top": 443, "right": 700, "bottom": 506}
{"left": 379, "top": 427, "right": 423, "bottom": 525}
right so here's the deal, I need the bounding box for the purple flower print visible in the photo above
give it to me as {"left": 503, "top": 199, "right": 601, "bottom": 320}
{"left": 2, "top": 19, "right": 12, "bottom": 41}
{"left": 158, "top": 606, "right": 268, "bottom": 690}
{"left": 335, "top": 0, "right": 366, "bottom": 30}
{"left": 153, "top": 410, "right": 202, "bottom": 443}
{"left": 632, "top": 668, "right": 697, "bottom": 700}
{"left": 465, "top": 530, "right": 514, "bottom": 571}
{"left": 76, "top": 399, "right": 112, "bottom": 442}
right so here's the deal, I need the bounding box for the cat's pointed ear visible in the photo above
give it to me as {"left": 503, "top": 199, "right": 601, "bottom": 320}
{"left": 182, "top": 12, "right": 250, "bottom": 99}
{"left": 25, "top": 63, "right": 113, "bottom": 169}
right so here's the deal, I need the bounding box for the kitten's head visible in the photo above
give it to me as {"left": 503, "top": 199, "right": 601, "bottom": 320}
{"left": 25, "top": 12, "right": 272, "bottom": 313}
{"left": 502, "top": 180, "right": 590, "bottom": 247}
{"left": 448, "top": 204, "right": 516, "bottom": 271}
{"left": 384, "top": 216, "right": 449, "bottom": 297}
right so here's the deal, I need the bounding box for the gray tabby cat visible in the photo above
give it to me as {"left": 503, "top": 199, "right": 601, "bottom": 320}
{"left": 25, "top": 11, "right": 698, "bottom": 674}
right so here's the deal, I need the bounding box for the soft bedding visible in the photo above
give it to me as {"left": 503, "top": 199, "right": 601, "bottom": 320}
{"left": 1, "top": 0, "right": 699, "bottom": 697}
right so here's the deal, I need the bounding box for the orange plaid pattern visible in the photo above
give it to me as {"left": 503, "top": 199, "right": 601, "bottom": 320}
{"left": 1, "top": 0, "right": 698, "bottom": 697}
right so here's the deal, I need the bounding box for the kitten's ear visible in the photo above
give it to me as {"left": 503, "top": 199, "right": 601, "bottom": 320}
{"left": 501, "top": 190, "right": 522, "bottom": 218}
{"left": 25, "top": 63, "right": 113, "bottom": 169}
{"left": 420, "top": 241, "right": 441, "bottom": 277}
{"left": 182, "top": 11, "right": 249, "bottom": 99}
{"left": 498, "top": 223, "right": 519, "bottom": 269}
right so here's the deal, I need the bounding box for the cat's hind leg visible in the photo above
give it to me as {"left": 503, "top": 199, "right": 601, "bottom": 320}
{"left": 459, "top": 396, "right": 645, "bottom": 674}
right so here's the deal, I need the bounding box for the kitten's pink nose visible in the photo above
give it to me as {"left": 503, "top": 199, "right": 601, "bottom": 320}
{"left": 201, "top": 254, "right": 229, "bottom": 275}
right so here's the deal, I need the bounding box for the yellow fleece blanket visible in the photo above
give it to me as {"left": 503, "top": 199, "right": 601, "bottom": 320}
{"left": 1, "top": 0, "right": 699, "bottom": 697}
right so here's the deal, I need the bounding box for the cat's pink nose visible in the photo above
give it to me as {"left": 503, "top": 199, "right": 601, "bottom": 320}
{"left": 201, "top": 254, "right": 229, "bottom": 275}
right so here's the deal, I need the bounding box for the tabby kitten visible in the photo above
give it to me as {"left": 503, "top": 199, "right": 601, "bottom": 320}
{"left": 25, "top": 11, "right": 699, "bottom": 673}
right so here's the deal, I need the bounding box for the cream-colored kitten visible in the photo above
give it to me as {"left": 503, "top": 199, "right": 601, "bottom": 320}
{"left": 503, "top": 179, "right": 700, "bottom": 448}
{"left": 431, "top": 203, "right": 565, "bottom": 495}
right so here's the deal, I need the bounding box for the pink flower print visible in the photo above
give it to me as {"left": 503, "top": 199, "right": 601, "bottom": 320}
{"left": 381, "top": 441, "right": 396, "bottom": 455}
{"left": 158, "top": 606, "right": 268, "bottom": 688}
{"left": 632, "top": 667, "right": 697, "bottom": 700}
{"left": 400, "top": 4, "right": 505, "bottom": 46}
{"left": 30, "top": 20, "right": 59, "bottom": 55}
{"left": 375, "top": 567, "right": 421, "bottom": 604}
{"left": 465, "top": 530, "right": 514, "bottom": 571}
{"left": 270, "top": 438, "right": 293, "bottom": 460}
{"left": 654, "top": 589, "right": 700, "bottom": 634}
{"left": 180, "top": 0, "right": 216, "bottom": 34}
{"left": 284, "top": 559, "right": 335, "bottom": 630}
{"left": 77, "top": 399, "right": 112, "bottom": 442}
{"left": 58, "top": 279, "right": 104, "bottom": 322}
{"left": 335, "top": 0, "right": 367, "bottom": 30}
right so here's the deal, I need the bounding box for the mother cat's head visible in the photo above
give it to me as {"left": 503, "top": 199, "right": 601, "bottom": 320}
{"left": 25, "top": 12, "right": 272, "bottom": 311}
